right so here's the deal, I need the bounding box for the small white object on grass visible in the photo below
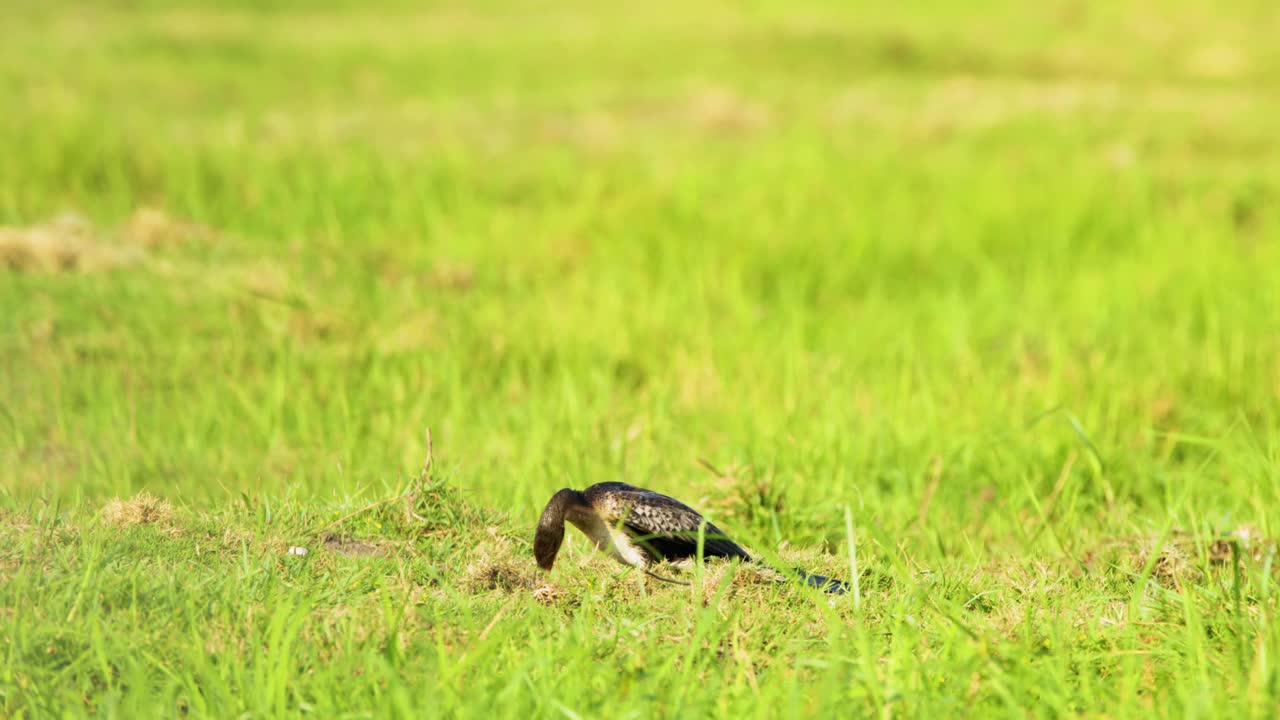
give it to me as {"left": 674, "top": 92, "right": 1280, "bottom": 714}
{"left": 287, "top": 546, "right": 308, "bottom": 556}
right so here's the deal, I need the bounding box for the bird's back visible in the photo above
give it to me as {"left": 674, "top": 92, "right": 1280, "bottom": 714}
{"left": 583, "top": 482, "right": 751, "bottom": 562}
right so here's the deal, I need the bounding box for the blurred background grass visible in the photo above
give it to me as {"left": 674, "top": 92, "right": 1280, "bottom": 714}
{"left": 2, "top": 0, "right": 1279, "bottom": 554}
{"left": 5, "top": 2, "right": 1280, "bottom": 716}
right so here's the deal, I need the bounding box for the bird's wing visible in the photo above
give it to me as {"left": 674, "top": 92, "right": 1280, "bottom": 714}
{"left": 584, "top": 483, "right": 751, "bottom": 562}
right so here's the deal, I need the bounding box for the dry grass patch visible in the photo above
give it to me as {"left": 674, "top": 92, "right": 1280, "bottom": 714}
{"left": 122, "top": 207, "right": 215, "bottom": 249}
{"left": 530, "top": 582, "right": 569, "bottom": 606}
{"left": 0, "top": 208, "right": 214, "bottom": 274}
{"left": 1077, "top": 526, "right": 1278, "bottom": 589}
{"left": 0, "top": 213, "right": 142, "bottom": 273}
{"left": 101, "top": 492, "right": 176, "bottom": 527}
{"left": 424, "top": 262, "right": 475, "bottom": 292}
{"left": 460, "top": 529, "right": 540, "bottom": 593}
{"left": 466, "top": 559, "right": 540, "bottom": 592}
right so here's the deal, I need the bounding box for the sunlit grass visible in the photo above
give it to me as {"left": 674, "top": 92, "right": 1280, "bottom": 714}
{"left": 2, "top": 0, "right": 1279, "bottom": 716}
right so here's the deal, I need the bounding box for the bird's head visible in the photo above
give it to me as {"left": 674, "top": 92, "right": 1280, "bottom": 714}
{"left": 533, "top": 521, "right": 565, "bottom": 570}
{"left": 533, "top": 488, "right": 583, "bottom": 570}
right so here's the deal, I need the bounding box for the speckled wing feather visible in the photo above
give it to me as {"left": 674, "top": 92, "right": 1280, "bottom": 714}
{"left": 583, "top": 482, "right": 752, "bottom": 562}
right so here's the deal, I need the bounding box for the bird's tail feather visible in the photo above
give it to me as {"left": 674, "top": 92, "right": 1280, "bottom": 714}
{"left": 753, "top": 561, "right": 849, "bottom": 594}
{"left": 794, "top": 569, "right": 849, "bottom": 594}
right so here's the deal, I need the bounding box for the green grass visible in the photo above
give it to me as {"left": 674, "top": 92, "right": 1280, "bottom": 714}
{"left": 3, "top": 0, "right": 1280, "bottom": 716}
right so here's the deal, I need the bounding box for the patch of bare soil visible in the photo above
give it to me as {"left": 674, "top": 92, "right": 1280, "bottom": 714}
{"left": 321, "top": 533, "right": 384, "bottom": 557}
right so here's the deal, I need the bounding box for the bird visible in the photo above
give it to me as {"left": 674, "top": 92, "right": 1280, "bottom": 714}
{"left": 533, "top": 481, "right": 848, "bottom": 593}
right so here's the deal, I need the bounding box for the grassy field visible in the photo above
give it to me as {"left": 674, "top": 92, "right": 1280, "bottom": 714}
{"left": 3, "top": 0, "right": 1280, "bottom": 716}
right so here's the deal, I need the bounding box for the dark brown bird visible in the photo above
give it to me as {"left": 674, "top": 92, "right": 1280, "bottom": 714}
{"left": 533, "top": 481, "right": 847, "bottom": 593}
